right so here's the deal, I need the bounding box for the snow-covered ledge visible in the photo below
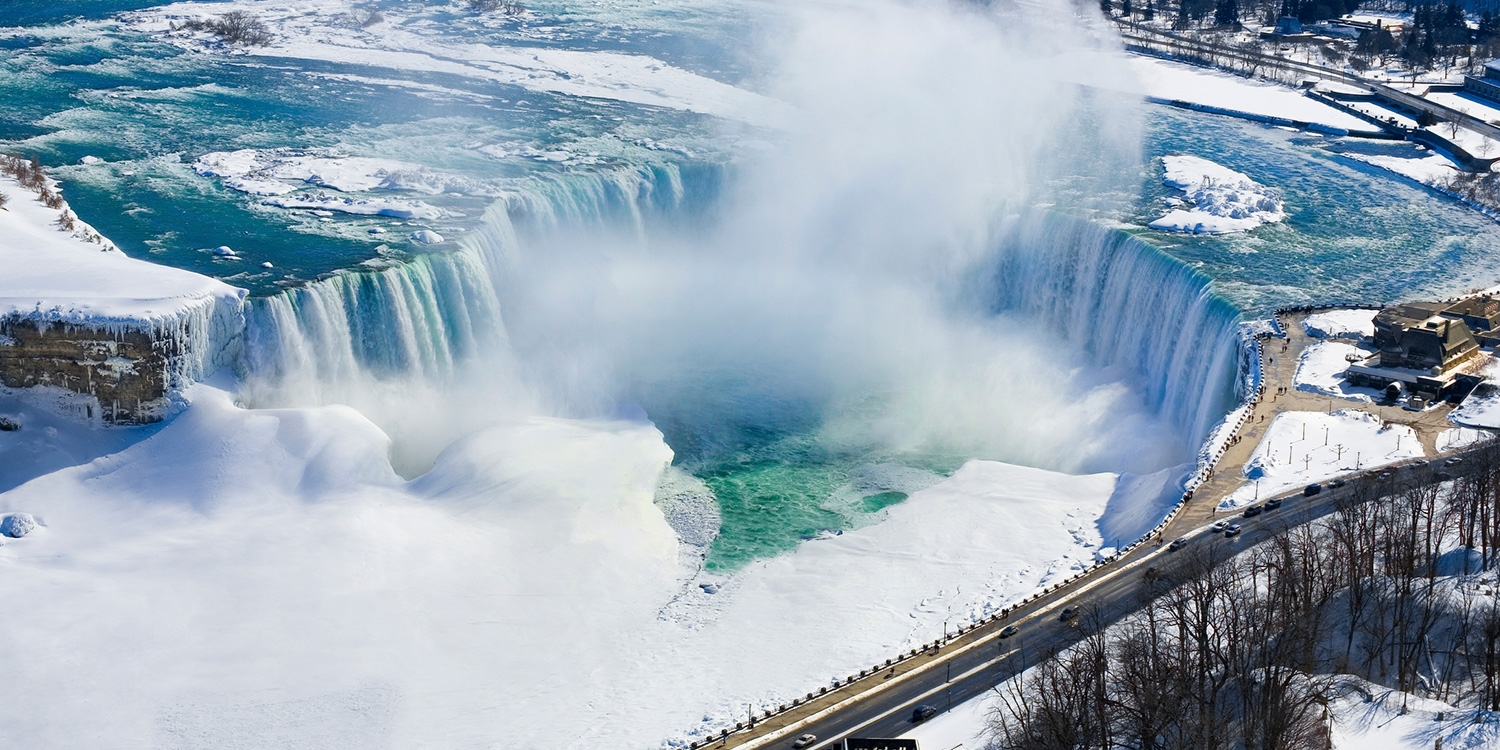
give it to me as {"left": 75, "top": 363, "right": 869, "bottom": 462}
{"left": 0, "top": 158, "right": 245, "bottom": 424}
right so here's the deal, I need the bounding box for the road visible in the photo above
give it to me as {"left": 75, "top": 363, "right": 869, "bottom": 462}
{"left": 716, "top": 460, "right": 1466, "bottom": 750}
{"left": 697, "top": 311, "right": 1486, "bottom": 750}
{"left": 1116, "top": 21, "right": 1500, "bottom": 146}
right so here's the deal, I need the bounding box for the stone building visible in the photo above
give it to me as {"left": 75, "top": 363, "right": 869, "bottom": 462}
{"left": 1347, "top": 299, "right": 1488, "bottom": 400}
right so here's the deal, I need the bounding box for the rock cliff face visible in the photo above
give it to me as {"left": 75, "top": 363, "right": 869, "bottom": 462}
{"left": 0, "top": 319, "right": 173, "bottom": 423}
{"left": 0, "top": 160, "right": 247, "bottom": 425}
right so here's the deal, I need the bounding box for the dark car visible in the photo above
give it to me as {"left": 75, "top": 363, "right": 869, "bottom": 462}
{"left": 1328, "top": 479, "right": 1347, "bottom": 489}
{"left": 1264, "top": 497, "right": 1283, "bottom": 510}
{"left": 1060, "top": 606, "right": 1080, "bottom": 622}
{"left": 1445, "top": 457, "right": 1464, "bottom": 467}
{"left": 912, "top": 704, "right": 938, "bottom": 722}
{"left": 999, "top": 625, "right": 1019, "bottom": 638}
{"left": 1168, "top": 537, "right": 1188, "bottom": 551}
{"left": 1303, "top": 483, "right": 1322, "bottom": 497}
{"left": 1243, "top": 505, "right": 1263, "bottom": 518}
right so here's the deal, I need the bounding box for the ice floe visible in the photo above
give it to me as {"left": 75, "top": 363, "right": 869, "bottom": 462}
{"left": 1149, "top": 154, "right": 1285, "bottom": 234}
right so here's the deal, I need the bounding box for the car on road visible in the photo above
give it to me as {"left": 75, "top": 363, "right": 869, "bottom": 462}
{"left": 1410, "top": 459, "right": 1429, "bottom": 468}
{"left": 1445, "top": 457, "right": 1464, "bottom": 467}
{"left": 792, "top": 733, "right": 818, "bottom": 748}
{"left": 1212, "top": 520, "right": 1229, "bottom": 532}
{"left": 1060, "top": 606, "right": 1080, "bottom": 622}
{"left": 912, "top": 704, "right": 938, "bottom": 722}
{"left": 1329, "top": 479, "right": 1347, "bottom": 489}
{"left": 999, "top": 625, "right": 1019, "bottom": 638}
{"left": 1224, "top": 523, "right": 1242, "bottom": 538}
{"left": 1264, "top": 497, "right": 1283, "bottom": 510}
{"left": 1142, "top": 566, "right": 1159, "bottom": 582}
{"left": 1302, "top": 483, "right": 1321, "bottom": 497}
{"left": 1168, "top": 537, "right": 1189, "bottom": 551}
{"left": 1244, "top": 505, "right": 1263, "bottom": 518}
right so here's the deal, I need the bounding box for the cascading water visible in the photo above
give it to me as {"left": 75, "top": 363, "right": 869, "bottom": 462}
{"left": 989, "top": 212, "right": 1244, "bottom": 447}
{"left": 223, "top": 0, "right": 1246, "bottom": 571}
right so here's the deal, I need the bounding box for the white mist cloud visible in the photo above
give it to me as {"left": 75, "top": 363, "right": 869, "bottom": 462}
{"left": 491, "top": 0, "right": 1183, "bottom": 474}
{"left": 242, "top": 0, "right": 1186, "bottom": 477}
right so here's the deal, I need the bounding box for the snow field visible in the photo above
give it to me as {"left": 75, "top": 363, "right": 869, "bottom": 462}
{"left": 1123, "top": 55, "right": 1371, "bottom": 132}
{"left": 1220, "top": 409, "right": 1424, "bottom": 510}
{"left": 1438, "top": 426, "right": 1493, "bottom": 452}
{"left": 1303, "top": 308, "right": 1377, "bottom": 340}
{"left": 0, "top": 384, "right": 1190, "bottom": 748}
{"left": 1329, "top": 676, "right": 1500, "bottom": 749}
{"left": 1294, "top": 340, "right": 1382, "bottom": 403}
{"left": 1149, "top": 154, "right": 1285, "bottom": 234}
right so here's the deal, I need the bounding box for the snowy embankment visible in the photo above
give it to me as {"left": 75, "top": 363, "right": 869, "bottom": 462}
{"left": 902, "top": 620, "right": 1500, "bottom": 750}
{"left": 1149, "top": 155, "right": 1284, "bottom": 234}
{"left": 0, "top": 170, "right": 242, "bottom": 329}
{"left": 1304, "top": 308, "right": 1377, "bottom": 340}
{"left": 1123, "top": 55, "right": 1372, "bottom": 132}
{"left": 1329, "top": 676, "right": 1500, "bottom": 750}
{"left": 1295, "top": 340, "right": 1381, "bottom": 403}
{"left": 124, "top": 0, "right": 789, "bottom": 128}
{"left": 1451, "top": 360, "right": 1500, "bottom": 429}
{"left": 0, "top": 383, "right": 1190, "bottom": 748}
{"left": 1453, "top": 383, "right": 1500, "bottom": 429}
{"left": 1219, "top": 410, "right": 1423, "bottom": 509}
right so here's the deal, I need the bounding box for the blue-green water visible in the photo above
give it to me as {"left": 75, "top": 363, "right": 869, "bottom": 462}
{"left": 8, "top": 2, "right": 1500, "bottom": 571}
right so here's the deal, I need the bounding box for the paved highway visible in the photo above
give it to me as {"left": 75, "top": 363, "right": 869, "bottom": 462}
{"left": 721, "top": 457, "right": 1466, "bottom": 750}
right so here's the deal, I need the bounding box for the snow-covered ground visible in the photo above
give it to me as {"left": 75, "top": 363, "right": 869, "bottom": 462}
{"left": 123, "top": 0, "right": 789, "bottom": 128}
{"left": 1294, "top": 340, "right": 1381, "bottom": 403}
{"left": 1427, "top": 124, "right": 1500, "bottom": 161}
{"left": 1124, "top": 55, "right": 1371, "bottom": 131}
{"left": 1342, "top": 150, "right": 1463, "bottom": 189}
{"left": 1438, "top": 426, "right": 1493, "bottom": 452}
{"left": 1425, "top": 91, "right": 1500, "bottom": 124}
{"left": 1330, "top": 677, "right": 1500, "bottom": 750}
{"left": 1304, "top": 308, "right": 1376, "bottom": 340}
{"left": 1220, "top": 410, "right": 1424, "bottom": 510}
{"left": 895, "top": 641, "right": 1500, "bottom": 750}
{"left": 1149, "top": 154, "right": 1285, "bottom": 234}
{"left": 901, "top": 691, "right": 991, "bottom": 749}
{"left": 1452, "top": 382, "right": 1500, "bottom": 429}
{"left": 1339, "top": 98, "right": 1419, "bottom": 129}
{"left": 0, "top": 172, "right": 243, "bottom": 325}
{"left": 0, "top": 382, "right": 1186, "bottom": 748}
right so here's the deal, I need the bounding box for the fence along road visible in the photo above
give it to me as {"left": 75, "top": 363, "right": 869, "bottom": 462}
{"left": 698, "top": 311, "right": 1489, "bottom": 750}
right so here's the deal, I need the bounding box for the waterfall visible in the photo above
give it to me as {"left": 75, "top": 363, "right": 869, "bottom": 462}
{"left": 237, "top": 163, "right": 709, "bottom": 405}
{"left": 987, "top": 213, "right": 1244, "bottom": 446}
{"left": 237, "top": 169, "right": 1242, "bottom": 464}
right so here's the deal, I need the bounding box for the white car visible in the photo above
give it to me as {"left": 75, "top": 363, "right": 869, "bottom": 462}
{"left": 792, "top": 733, "right": 818, "bottom": 749}
{"left": 1212, "top": 520, "right": 1229, "bottom": 532}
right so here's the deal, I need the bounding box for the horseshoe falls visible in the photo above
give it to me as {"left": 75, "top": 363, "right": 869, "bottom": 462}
{"left": 14, "top": 1, "right": 1500, "bottom": 748}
